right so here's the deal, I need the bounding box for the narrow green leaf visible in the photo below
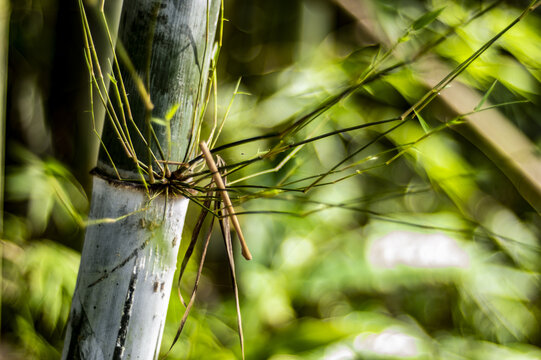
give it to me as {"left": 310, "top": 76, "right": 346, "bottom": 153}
{"left": 398, "top": 33, "right": 411, "bottom": 43}
{"left": 45, "top": 159, "right": 72, "bottom": 178}
{"left": 108, "top": 73, "right": 117, "bottom": 85}
{"left": 342, "top": 44, "right": 382, "bottom": 72}
{"left": 474, "top": 80, "right": 498, "bottom": 111}
{"left": 412, "top": 7, "right": 445, "bottom": 31}
{"left": 151, "top": 117, "right": 167, "bottom": 126}
{"left": 211, "top": 41, "right": 221, "bottom": 64}
{"left": 414, "top": 109, "right": 430, "bottom": 133}
{"left": 165, "top": 103, "right": 180, "bottom": 121}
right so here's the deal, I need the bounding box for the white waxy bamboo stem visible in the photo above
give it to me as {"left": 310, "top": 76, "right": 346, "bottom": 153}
{"left": 62, "top": 177, "right": 189, "bottom": 359}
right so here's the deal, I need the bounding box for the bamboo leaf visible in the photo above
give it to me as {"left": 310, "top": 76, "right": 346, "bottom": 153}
{"left": 165, "top": 103, "right": 180, "bottom": 121}
{"left": 412, "top": 7, "right": 445, "bottom": 31}
{"left": 474, "top": 80, "right": 498, "bottom": 111}
{"left": 176, "top": 196, "right": 212, "bottom": 307}
{"left": 414, "top": 109, "right": 430, "bottom": 133}
{"left": 166, "top": 204, "right": 215, "bottom": 357}
{"left": 218, "top": 205, "right": 246, "bottom": 360}
{"left": 151, "top": 117, "right": 167, "bottom": 126}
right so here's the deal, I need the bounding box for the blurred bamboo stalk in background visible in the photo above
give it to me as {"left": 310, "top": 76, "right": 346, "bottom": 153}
{"left": 0, "top": 0, "right": 9, "bottom": 236}
{"left": 0, "top": 0, "right": 9, "bottom": 341}
{"left": 47, "top": 0, "right": 123, "bottom": 203}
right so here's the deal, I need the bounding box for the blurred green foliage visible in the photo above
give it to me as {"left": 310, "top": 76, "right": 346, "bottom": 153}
{"left": 2, "top": 0, "right": 541, "bottom": 359}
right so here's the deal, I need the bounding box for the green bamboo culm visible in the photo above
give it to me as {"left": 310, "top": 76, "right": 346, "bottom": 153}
{"left": 62, "top": 0, "right": 220, "bottom": 359}
{"left": 98, "top": 0, "right": 220, "bottom": 181}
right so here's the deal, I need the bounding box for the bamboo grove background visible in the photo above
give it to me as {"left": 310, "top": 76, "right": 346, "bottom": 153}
{"left": 2, "top": 0, "right": 541, "bottom": 359}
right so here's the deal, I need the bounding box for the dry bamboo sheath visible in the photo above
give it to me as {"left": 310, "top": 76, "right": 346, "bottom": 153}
{"left": 200, "top": 141, "right": 252, "bottom": 260}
